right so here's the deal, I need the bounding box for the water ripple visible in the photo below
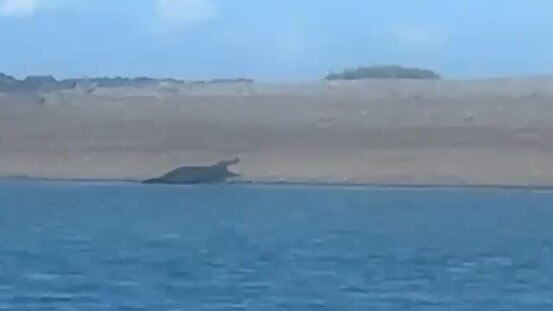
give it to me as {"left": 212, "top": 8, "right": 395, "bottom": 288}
{"left": 2, "top": 182, "right": 553, "bottom": 310}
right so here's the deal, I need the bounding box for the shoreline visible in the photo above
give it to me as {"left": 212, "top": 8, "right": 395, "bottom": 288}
{"left": 3, "top": 176, "right": 553, "bottom": 192}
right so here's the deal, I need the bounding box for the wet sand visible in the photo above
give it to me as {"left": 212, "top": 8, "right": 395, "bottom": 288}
{"left": 3, "top": 77, "right": 553, "bottom": 186}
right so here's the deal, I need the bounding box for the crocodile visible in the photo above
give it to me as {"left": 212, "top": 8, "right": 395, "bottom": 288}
{"left": 143, "top": 158, "right": 240, "bottom": 184}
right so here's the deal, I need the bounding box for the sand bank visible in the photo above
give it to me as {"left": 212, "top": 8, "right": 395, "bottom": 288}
{"left": 2, "top": 77, "right": 553, "bottom": 186}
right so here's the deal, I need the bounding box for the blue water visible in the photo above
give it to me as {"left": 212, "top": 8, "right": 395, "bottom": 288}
{"left": 1, "top": 180, "right": 553, "bottom": 310}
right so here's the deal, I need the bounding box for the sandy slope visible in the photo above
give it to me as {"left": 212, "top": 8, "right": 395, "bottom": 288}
{"left": 3, "top": 78, "right": 553, "bottom": 186}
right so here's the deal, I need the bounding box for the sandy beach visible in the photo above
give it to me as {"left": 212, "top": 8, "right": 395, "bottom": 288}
{"left": 3, "top": 77, "right": 553, "bottom": 186}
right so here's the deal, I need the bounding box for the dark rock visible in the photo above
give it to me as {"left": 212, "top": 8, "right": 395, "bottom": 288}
{"left": 209, "top": 78, "right": 254, "bottom": 84}
{"left": 143, "top": 158, "right": 240, "bottom": 185}
{"left": 0, "top": 73, "right": 17, "bottom": 83}
{"left": 0, "top": 73, "right": 18, "bottom": 92}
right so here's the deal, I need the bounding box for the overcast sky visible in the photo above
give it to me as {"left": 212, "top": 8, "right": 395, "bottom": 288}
{"left": 0, "top": 0, "right": 552, "bottom": 81}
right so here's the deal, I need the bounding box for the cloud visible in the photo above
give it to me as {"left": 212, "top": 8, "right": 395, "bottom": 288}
{"left": 155, "top": 0, "right": 216, "bottom": 32}
{"left": 0, "top": 0, "right": 41, "bottom": 17}
{"left": 391, "top": 23, "right": 446, "bottom": 49}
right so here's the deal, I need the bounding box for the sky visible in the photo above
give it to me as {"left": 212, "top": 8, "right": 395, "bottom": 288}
{"left": 0, "top": 0, "right": 552, "bottom": 81}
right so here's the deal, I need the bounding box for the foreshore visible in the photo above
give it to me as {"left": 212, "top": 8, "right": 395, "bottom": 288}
{"left": 3, "top": 77, "right": 553, "bottom": 187}
{"left": 3, "top": 176, "right": 553, "bottom": 193}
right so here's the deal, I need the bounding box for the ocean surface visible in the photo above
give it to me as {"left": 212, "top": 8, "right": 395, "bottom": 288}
{"left": 1, "top": 180, "right": 553, "bottom": 310}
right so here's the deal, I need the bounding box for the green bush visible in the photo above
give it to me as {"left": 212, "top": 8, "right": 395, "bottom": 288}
{"left": 325, "top": 65, "right": 441, "bottom": 80}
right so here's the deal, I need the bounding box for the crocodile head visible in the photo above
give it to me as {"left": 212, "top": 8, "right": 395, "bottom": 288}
{"left": 216, "top": 158, "right": 240, "bottom": 167}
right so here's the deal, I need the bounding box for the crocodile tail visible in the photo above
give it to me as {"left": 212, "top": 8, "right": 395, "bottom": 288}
{"left": 142, "top": 177, "right": 161, "bottom": 184}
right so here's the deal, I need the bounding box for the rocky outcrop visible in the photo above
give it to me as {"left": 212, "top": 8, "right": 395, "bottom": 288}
{"left": 0, "top": 72, "right": 254, "bottom": 94}
{"left": 0, "top": 73, "right": 185, "bottom": 94}
{"left": 66, "top": 77, "right": 183, "bottom": 88}
{"left": 0, "top": 74, "right": 76, "bottom": 93}
{"left": 143, "top": 158, "right": 240, "bottom": 185}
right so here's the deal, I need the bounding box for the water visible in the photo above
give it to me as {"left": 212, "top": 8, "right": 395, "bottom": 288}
{"left": 1, "top": 180, "right": 553, "bottom": 310}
